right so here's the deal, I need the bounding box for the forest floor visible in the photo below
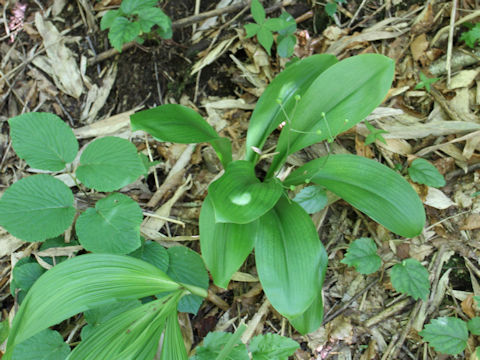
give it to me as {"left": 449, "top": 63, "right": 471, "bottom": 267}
{"left": 1, "top": 0, "right": 480, "bottom": 359}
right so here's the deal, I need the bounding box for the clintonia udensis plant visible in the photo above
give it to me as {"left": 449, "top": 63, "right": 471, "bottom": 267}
{"left": 130, "top": 53, "right": 426, "bottom": 334}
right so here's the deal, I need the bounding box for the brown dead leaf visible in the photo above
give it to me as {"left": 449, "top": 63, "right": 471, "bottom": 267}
{"left": 355, "top": 135, "right": 374, "bottom": 158}
{"left": 461, "top": 294, "right": 477, "bottom": 318}
{"left": 461, "top": 214, "right": 480, "bottom": 230}
{"left": 411, "top": 3, "right": 435, "bottom": 35}
{"left": 326, "top": 315, "right": 353, "bottom": 344}
{"left": 411, "top": 34, "right": 429, "bottom": 63}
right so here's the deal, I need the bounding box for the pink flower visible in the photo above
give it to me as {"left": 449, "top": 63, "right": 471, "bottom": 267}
{"left": 8, "top": 2, "right": 27, "bottom": 43}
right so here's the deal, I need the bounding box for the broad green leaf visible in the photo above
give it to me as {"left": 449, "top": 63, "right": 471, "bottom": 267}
{"left": 284, "top": 154, "right": 425, "bottom": 238}
{"left": 390, "top": 258, "right": 430, "bottom": 301}
{"left": 69, "top": 294, "right": 180, "bottom": 360}
{"left": 135, "top": 7, "right": 169, "bottom": 33}
{"left": 419, "top": 317, "right": 468, "bottom": 355}
{"left": 468, "top": 317, "right": 480, "bottom": 335}
{"left": 130, "top": 104, "right": 232, "bottom": 167}
{"left": 160, "top": 313, "right": 188, "bottom": 360}
{"left": 11, "top": 262, "right": 45, "bottom": 296}
{"left": 0, "top": 174, "right": 75, "bottom": 242}
{"left": 255, "top": 195, "right": 327, "bottom": 318}
{"left": 120, "top": 0, "right": 157, "bottom": 14}
{"left": 209, "top": 161, "right": 282, "bottom": 224}
{"left": 245, "top": 54, "right": 338, "bottom": 163}
{"left": 4, "top": 254, "right": 182, "bottom": 359}
{"left": 129, "top": 240, "right": 169, "bottom": 272}
{"left": 277, "top": 34, "right": 296, "bottom": 58}
{"left": 76, "top": 193, "right": 143, "bottom": 254}
{"left": 268, "top": 54, "right": 394, "bottom": 177}
{"left": 39, "top": 236, "right": 79, "bottom": 266}
{"left": 256, "top": 27, "right": 274, "bottom": 55}
{"left": 165, "top": 246, "right": 208, "bottom": 314}
{"left": 251, "top": 0, "right": 265, "bottom": 24}
{"left": 408, "top": 158, "right": 446, "bottom": 188}
{"left": 9, "top": 113, "right": 78, "bottom": 171}
{"left": 341, "top": 238, "right": 381, "bottom": 275}
{"left": 277, "top": 12, "right": 296, "bottom": 36}
{"left": 81, "top": 299, "right": 141, "bottom": 340}
{"left": 250, "top": 333, "right": 299, "bottom": 360}
{"left": 12, "top": 329, "right": 70, "bottom": 360}
{"left": 108, "top": 17, "right": 141, "bottom": 51}
{"left": 244, "top": 23, "right": 260, "bottom": 38}
{"left": 76, "top": 136, "right": 144, "bottom": 192}
{"left": 199, "top": 195, "right": 256, "bottom": 288}
{"left": 100, "top": 9, "right": 122, "bottom": 30}
{"left": 191, "top": 331, "right": 249, "bottom": 360}
{"left": 293, "top": 185, "right": 327, "bottom": 214}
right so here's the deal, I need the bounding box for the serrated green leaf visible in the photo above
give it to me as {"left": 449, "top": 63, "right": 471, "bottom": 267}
{"left": 250, "top": 333, "right": 299, "bottom": 360}
{"left": 277, "top": 34, "right": 296, "bottom": 57}
{"left": 130, "top": 104, "right": 232, "bottom": 167}
{"left": 390, "top": 258, "right": 430, "bottom": 301}
{"left": 81, "top": 299, "right": 141, "bottom": 340}
{"left": 129, "top": 240, "right": 169, "bottom": 272}
{"left": 192, "top": 331, "right": 249, "bottom": 360}
{"left": 209, "top": 161, "right": 283, "bottom": 224}
{"left": 199, "top": 195, "right": 256, "bottom": 288}
{"left": 108, "top": 17, "right": 141, "bottom": 51}
{"left": 341, "top": 238, "right": 381, "bottom": 275}
{"left": 257, "top": 27, "right": 274, "bottom": 55}
{"left": 420, "top": 317, "right": 468, "bottom": 355}
{"left": 408, "top": 158, "right": 446, "bottom": 188}
{"left": 76, "top": 193, "right": 143, "bottom": 254}
{"left": 251, "top": 0, "right": 265, "bottom": 24}
{"left": 284, "top": 154, "right": 425, "bottom": 238}
{"left": 120, "top": 0, "right": 157, "bottom": 14}
{"left": 69, "top": 293, "right": 180, "bottom": 360}
{"left": 468, "top": 317, "right": 480, "bottom": 335}
{"left": 245, "top": 54, "right": 337, "bottom": 163}
{"left": 244, "top": 23, "right": 260, "bottom": 38}
{"left": 268, "top": 54, "right": 394, "bottom": 177}
{"left": 165, "top": 246, "right": 208, "bottom": 314}
{"left": 325, "top": 2, "right": 337, "bottom": 17}
{"left": 0, "top": 174, "right": 75, "bottom": 242}
{"left": 9, "top": 112, "right": 78, "bottom": 171}
{"left": 4, "top": 254, "right": 182, "bottom": 359}
{"left": 12, "top": 329, "right": 70, "bottom": 360}
{"left": 100, "top": 9, "right": 122, "bottom": 30}
{"left": 135, "top": 7, "right": 170, "bottom": 34}
{"left": 255, "top": 195, "right": 327, "bottom": 318}
{"left": 293, "top": 185, "right": 327, "bottom": 214}
{"left": 160, "top": 313, "right": 188, "bottom": 360}
{"left": 460, "top": 23, "right": 480, "bottom": 48}
{"left": 76, "top": 136, "right": 144, "bottom": 192}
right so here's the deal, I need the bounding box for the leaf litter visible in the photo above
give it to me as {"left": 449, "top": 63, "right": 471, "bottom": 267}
{"left": 1, "top": 0, "right": 480, "bottom": 358}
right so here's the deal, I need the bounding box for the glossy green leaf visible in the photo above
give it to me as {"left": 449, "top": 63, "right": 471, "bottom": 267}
{"left": 250, "top": 333, "right": 299, "bottom": 360}
{"left": 390, "top": 258, "right": 430, "bottom": 301}
{"left": 0, "top": 174, "right": 75, "bottom": 242}
{"left": 4, "top": 254, "right": 182, "bottom": 359}
{"left": 467, "top": 317, "right": 480, "bottom": 335}
{"left": 12, "top": 329, "right": 70, "bottom": 360}
{"left": 130, "top": 104, "right": 232, "bottom": 167}
{"left": 76, "top": 193, "right": 143, "bottom": 254}
{"left": 69, "top": 293, "right": 180, "bottom": 360}
{"left": 255, "top": 195, "right": 327, "bottom": 318}
{"left": 293, "top": 185, "right": 327, "bottom": 214}
{"left": 284, "top": 154, "right": 425, "bottom": 238}
{"left": 341, "top": 238, "right": 381, "bottom": 275}
{"left": 81, "top": 300, "right": 141, "bottom": 340}
{"left": 165, "top": 246, "right": 208, "bottom": 314}
{"left": 120, "top": 0, "right": 157, "bottom": 15}
{"left": 108, "top": 17, "right": 141, "bottom": 51}
{"left": 209, "top": 161, "right": 283, "bottom": 224}
{"left": 159, "top": 313, "right": 188, "bottom": 360}
{"left": 76, "top": 136, "right": 145, "bottom": 192}
{"left": 245, "top": 54, "right": 337, "bottom": 163}
{"left": 9, "top": 112, "right": 78, "bottom": 171}
{"left": 420, "top": 317, "right": 468, "bottom": 355}
{"left": 408, "top": 158, "right": 446, "bottom": 188}
{"left": 129, "top": 240, "right": 169, "bottom": 272}
{"left": 251, "top": 0, "right": 265, "bottom": 24}
{"left": 199, "top": 195, "right": 256, "bottom": 288}
{"left": 268, "top": 54, "right": 394, "bottom": 177}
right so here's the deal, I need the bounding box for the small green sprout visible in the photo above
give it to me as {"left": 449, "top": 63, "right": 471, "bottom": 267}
{"left": 364, "top": 121, "right": 388, "bottom": 145}
{"left": 415, "top": 72, "right": 439, "bottom": 93}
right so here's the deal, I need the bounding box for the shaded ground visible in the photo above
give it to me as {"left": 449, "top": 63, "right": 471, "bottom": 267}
{"left": 1, "top": 0, "right": 480, "bottom": 359}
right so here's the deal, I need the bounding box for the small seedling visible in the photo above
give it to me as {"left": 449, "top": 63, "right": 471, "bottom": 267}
{"left": 420, "top": 317, "right": 469, "bottom": 355}
{"left": 390, "top": 258, "right": 430, "bottom": 301}
{"left": 244, "top": 0, "right": 297, "bottom": 57}
{"left": 364, "top": 121, "right": 388, "bottom": 145}
{"left": 100, "top": 0, "right": 172, "bottom": 52}
{"left": 408, "top": 158, "right": 446, "bottom": 188}
{"left": 325, "top": 0, "right": 347, "bottom": 18}
{"left": 460, "top": 22, "right": 480, "bottom": 48}
{"left": 415, "top": 72, "right": 439, "bottom": 93}
{"left": 341, "top": 238, "right": 381, "bottom": 275}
